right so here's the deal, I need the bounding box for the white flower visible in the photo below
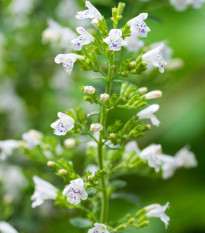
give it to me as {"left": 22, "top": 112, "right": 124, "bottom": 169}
{"left": 100, "top": 93, "right": 110, "bottom": 101}
{"left": 140, "top": 144, "right": 162, "bottom": 172}
{"left": 64, "top": 138, "right": 76, "bottom": 148}
{"left": 63, "top": 178, "right": 88, "bottom": 205}
{"left": 90, "top": 123, "right": 103, "bottom": 132}
{"left": 84, "top": 86, "right": 96, "bottom": 94}
{"left": 76, "top": 1, "right": 102, "bottom": 22}
{"left": 103, "top": 29, "right": 127, "bottom": 51}
{"left": 71, "top": 27, "right": 94, "bottom": 51}
{"left": 175, "top": 146, "right": 197, "bottom": 168}
{"left": 42, "top": 19, "right": 76, "bottom": 49}
{"left": 88, "top": 223, "right": 109, "bottom": 233}
{"left": 138, "top": 87, "right": 148, "bottom": 94}
{"left": 22, "top": 129, "right": 42, "bottom": 150}
{"left": 31, "top": 176, "right": 58, "bottom": 208}
{"left": 54, "top": 53, "right": 84, "bottom": 75}
{"left": 169, "top": 0, "right": 190, "bottom": 11}
{"left": 142, "top": 43, "right": 167, "bottom": 73}
{"left": 85, "top": 164, "right": 99, "bottom": 176}
{"left": 125, "top": 32, "right": 144, "bottom": 52}
{"left": 137, "top": 104, "right": 160, "bottom": 126}
{"left": 127, "top": 13, "right": 150, "bottom": 37}
{"left": 51, "top": 112, "right": 75, "bottom": 136}
{"left": 145, "top": 202, "right": 170, "bottom": 228}
{"left": 0, "top": 222, "right": 18, "bottom": 233}
{"left": 192, "top": 0, "right": 205, "bottom": 8}
{"left": 145, "top": 90, "right": 162, "bottom": 99}
{"left": 0, "top": 140, "right": 20, "bottom": 160}
{"left": 159, "top": 154, "right": 183, "bottom": 179}
{"left": 125, "top": 141, "right": 140, "bottom": 157}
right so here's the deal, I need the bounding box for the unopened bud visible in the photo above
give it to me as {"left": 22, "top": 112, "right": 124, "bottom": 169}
{"left": 59, "top": 169, "right": 68, "bottom": 175}
{"left": 109, "top": 133, "right": 115, "bottom": 139}
{"left": 116, "top": 224, "right": 127, "bottom": 231}
{"left": 122, "top": 97, "right": 126, "bottom": 101}
{"left": 141, "top": 61, "right": 147, "bottom": 66}
{"left": 145, "top": 90, "right": 162, "bottom": 99}
{"left": 88, "top": 175, "right": 93, "bottom": 181}
{"left": 84, "top": 86, "right": 96, "bottom": 94}
{"left": 128, "top": 217, "right": 135, "bottom": 224}
{"left": 90, "top": 123, "right": 103, "bottom": 132}
{"left": 100, "top": 93, "right": 110, "bottom": 101}
{"left": 130, "top": 61, "right": 136, "bottom": 68}
{"left": 146, "top": 124, "right": 151, "bottom": 130}
{"left": 138, "top": 87, "right": 148, "bottom": 94}
{"left": 166, "top": 58, "right": 184, "bottom": 70}
{"left": 91, "top": 18, "right": 99, "bottom": 26}
{"left": 64, "top": 138, "right": 76, "bottom": 148}
{"left": 139, "top": 220, "right": 150, "bottom": 227}
{"left": 111, "top": 65, "right": 116, "bottom": 70}
{"left": 47, "top": 161, "right": 55, "bottom": 167}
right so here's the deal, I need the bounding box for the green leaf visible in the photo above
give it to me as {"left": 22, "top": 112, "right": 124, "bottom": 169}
{"left": 70, "top": 218, "right": 93, "bottom": 229}
{"left": 87, "top": 111, "right": 101, "bottom": 117}
{"left": 86, "top": 188, "right": 97, "bottom": 197}
{"left": 110, "top": 179, "right": 127, "bottom": 189}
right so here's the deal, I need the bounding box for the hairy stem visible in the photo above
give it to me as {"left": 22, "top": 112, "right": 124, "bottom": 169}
{"left": 98, "top": 55, "right": 113, "bottom": 223}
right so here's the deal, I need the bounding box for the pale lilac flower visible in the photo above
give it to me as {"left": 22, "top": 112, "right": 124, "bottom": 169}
{"left": 125, "top": 32, "right": 144, "bottom": 52}
{"left": 0, "top": 140, "right": 20, "bottom": 160}
{"left": 140, "top": 144, "right": 162, "bottom": 172}
{"left": 22, "top": 129, "right": 42, "bottom": 150}
{"left": 127, "top": 13, "right": 150, "bottom": 37}
{"left": 31, "top": 176, "right": 58, "bottom": 208}
{"left": 0, "top": 222, "right": 18, "bottom": 233}
{"left": 103, "top": 29, "right": 127, "bottom": 51}
{"left": 125, "top": 141, "right": 140, "bottom": 157}
{"left": 72, "top": 27, "right": 94, "bottom": 51}
{"left": 142, "top": 43, "right": 167, "bottom": 73}
{"left": 88, "top": 223, "right": 109, "bottom": 233}
{"left": 145, "top": 202, "right": 170, "bottom": 228}
{"left": 85, "top": 164, "right": 99, "bottom": 176}
{"left": 169, "top": 0, "right": 190, "bottom": 11}
{"left": 76, "top": 1, "right": 103, "bottom": 22}
{"left": 90, "top": 123, "right": 103, "bottom": 132}
{"left": 175, "top": 146, "right": 197, "bottom": 168}
{"left": 159, "top": 154, "right": 183, "bottom": 179}
{"left": 51, "top": 112, "right": 75, "bottom": 136}
{"left": 63, "top": 178, "right": 88, "bottom": 205}
{"left": 42, "top": 19, "right": 76, "bottom": 49}
{"left": 137, "top": 104, "right": 160, "bottom": 126}
{"left": 192, "top": 0, "right": 205, "bottom": 8}
{"left": 55, "top": 53, "right": 85, "bottom": 74}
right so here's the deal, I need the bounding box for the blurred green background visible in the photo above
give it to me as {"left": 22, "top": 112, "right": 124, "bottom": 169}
{"left": 0, "top": 0, "right": 205, "bottom": 233}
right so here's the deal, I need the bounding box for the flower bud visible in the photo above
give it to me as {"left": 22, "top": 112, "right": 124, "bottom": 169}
{"left": 130, "top": 61, "right": 136, "bottom": 68}
{"left": 88, "top": 175, "right": 93, "bottom": 181}
{"left": 109, "top": 133, "right": 115, "bottom": 138}
{"left": 145, "top": 90, "right": 162, "bottom": 99}
{"left": 141, "top": 61, "right": 147, "bottom": 66}
{"left": 64, "top": 138, "right": 76, "bottom": 148}
{"left": 100, "top": 93, "right": 110, "bottom": 101}
{"left": 47, "top": 161, "right": 55, "bottom": 167}
{"left": 90, "top": 123, "right": 103, "bottom": 132}
{"left": 84, "top": 86, "right": 96, "bottom": 94}
{"left": 138, "top": 87, "right": 148, "bottom": 94}
{"left": 146, "top": 124, "right": 151, "bottom": 130}
{"left": 59, "top": 169, "right": 68, "bottom": 175}
{"left": 91, "top": 18, "right": 99, "bottom": 26}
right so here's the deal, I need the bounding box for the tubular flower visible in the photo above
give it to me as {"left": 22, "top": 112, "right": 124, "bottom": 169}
{"left": 127, "top": 13, "right": 150, "bottom": 37}
{"left": 71, "top": 27, "right": 94, "bottom": 51}
{"left": 175, "top": 146, "right": 197, "bottom": 168}
{"left": 51, "top": 112, "right": 75, "bottom": 136}
{"left": 125, "top": 32, "right": 144, "bottom": 52}
{"left": 22, "top": 129, "right": 42, "bottom": 150}
{"left": 103, "top": 29, "right": 127, "bottom": 51}
{"left": 54, "top": 53, "right": 84, "bottom": 74}
{"left": 88, "top": 223, "right": 109, "bottom": 233}
{"left": 63, "top": 178, "right": 88, "bottom": 205}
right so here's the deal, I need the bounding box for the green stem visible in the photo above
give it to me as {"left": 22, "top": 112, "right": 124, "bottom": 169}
{"left": 98, "top": 55, "right": 114, "bottom": 223}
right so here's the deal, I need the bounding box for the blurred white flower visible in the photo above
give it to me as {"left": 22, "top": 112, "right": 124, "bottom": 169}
{"left": 84, "top": 86, "right": 96, "bottom": 94}
{"left": 125, "top": 32, "right": 144, "bottom": 52}
{"left": 175, "top": 146, "right": 197, "bottom": 168}
{"left": 54, "top": 53, "right": 84, "bottom": 74}
{"left": 145, "top": 202, "right": 170, "bottom": 228}
{"left": 140, "top": 144, "right": 162, "bottom": 172}
{"left": 31, "top": 176, "right": 58, "bottom": 208}
{"left": 125, "top": 141, "right": 140, "bottom": 157}
{"left": 103, "top": 29, "right": 127, "bottom": 51}
{"left": 159, "top": 154, "right": 183, "bottom": 179}
{"left": 64, "top": 138, "right": 76, "bottom": 148}
{"left": 192, "top": 0, "right": 205, "bottom": 8}
{"left": 90, "top": 123, "right": 103, "bottom": 132}
{"left": 0, "top": 222, "right": 18, "bottom": 233}
{"left": 137, "top": 104, "right": 160, "bottom": 126}
{"left": 127, "top": 13, "right": 150, "bottom": 37}
{"left": 76, "top": 1, "right": 102, "bottom": 22}
{"left": 22, "top": 129, "right": 42, "bottom": 150}
{"left": 42, "top": 19, "right": 76, "bottom": 50}
{"left": 169, "top": 0, "right": 190, "bottom": 11}
{"left": 85, "top": 164, "right": 99, "bottom": 176}
{"left": 51, "top": 112, "right": 75, "bottom": 136}
{"left": 72, "top": 27, "right": 94, "bottom": 51}
{"left": 0, "top": 140, "right": 20, "bottom": 160}
{"left": 8, "top": 0, "right": 34, "bottom": 15}
{"left": 145, "top": 90, "right": 162, "bottom": 100}
{"left": 63, "top": 178, "right": 88, "bottom": 205}
{"left": 88, "top": 223, "right": 109, "bottom": 233}
{"left": 142, "top": 43, "right": 167, "bottom": 73}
